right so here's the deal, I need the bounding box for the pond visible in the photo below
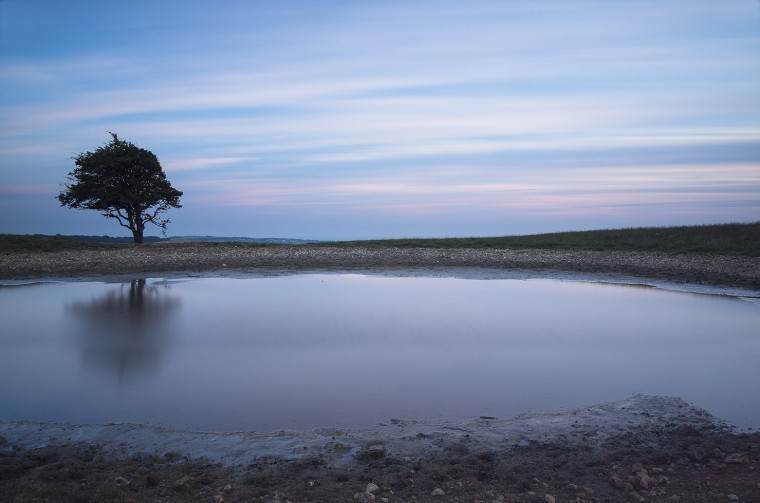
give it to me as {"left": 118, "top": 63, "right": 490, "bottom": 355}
{"left": 0, "top": 273, "right": 758, "bottom": 432}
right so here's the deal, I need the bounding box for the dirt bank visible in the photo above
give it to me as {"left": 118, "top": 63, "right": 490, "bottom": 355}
{"left": 2, "top": 244, "right": 759, "bottom": 289}
{"left": 2, "top": 395, "right": 759, "bottom": 502}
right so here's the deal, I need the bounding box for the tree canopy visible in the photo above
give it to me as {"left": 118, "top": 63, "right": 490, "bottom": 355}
{"left": 57, "top": 133, "right": 182, "bottom": 243}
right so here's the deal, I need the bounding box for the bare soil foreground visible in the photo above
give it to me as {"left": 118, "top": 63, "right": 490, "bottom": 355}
{"left": 1, "top": 246, "right": 759, "bottom": 501}
{"left": 1, "top": 244, "right": 759, "bottom": 289}
{"left": 1, "top": 396, "right": 760, "bottom": 502}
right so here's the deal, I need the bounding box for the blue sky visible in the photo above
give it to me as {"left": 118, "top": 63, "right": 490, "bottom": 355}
{"left": 1, "top": 0, "right": 758, "bottom": 239}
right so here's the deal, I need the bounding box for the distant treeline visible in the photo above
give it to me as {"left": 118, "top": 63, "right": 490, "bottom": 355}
{"left": 168, "top": 236, "right": 317, "bottom": 244}
{"left": 62, "top": 234, "right": 165, "bottom": 244}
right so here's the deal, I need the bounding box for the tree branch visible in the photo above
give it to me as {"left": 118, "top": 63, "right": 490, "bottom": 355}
{"left": 112, "top": 208, "right": 136, "bottom": 231}
{"left": 141, "top": 205, "right": 166, "bottom": 225}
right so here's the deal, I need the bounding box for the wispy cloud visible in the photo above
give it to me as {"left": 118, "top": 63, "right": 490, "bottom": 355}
{"left": 161, "top": 157, "right": 257, "bottom": 173}
{"left": 179, "top": 161, "right": 758, "bottom": 221}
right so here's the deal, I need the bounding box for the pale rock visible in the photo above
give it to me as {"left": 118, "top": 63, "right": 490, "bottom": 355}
{"left": 432, "top": 487, "right": 445, "bottom": 497}
{"left": 365, "top": 482, "right": 380, "bottom": 494}
{"left": 114, "top": 476, "right": 131, "bottom": 487}
{"left": 724, "top": 453, "right": 750, "bottom": 464}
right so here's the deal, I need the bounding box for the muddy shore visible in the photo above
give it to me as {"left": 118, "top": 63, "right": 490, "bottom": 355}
{"left": 2, "top": 395, "right": 760, "bottom": 502}
{"left": 2, "top": 246, "right": 759, "bottom": 501}
{"left": 1, "top": 244, "right": 759, "bottom": 290}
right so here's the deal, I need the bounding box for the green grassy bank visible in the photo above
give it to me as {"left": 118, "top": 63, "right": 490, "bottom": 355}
{"left": 321, "top": 221, "right": 760, "bottom": 256}
{"left": 0, "top": 234, "right": 122, "bottom": 252}
{"left": 0, "top": 235, "right": 271, "bottom": 253}
{"left": 2, "top": 222, "right": 758, "bottom": 256}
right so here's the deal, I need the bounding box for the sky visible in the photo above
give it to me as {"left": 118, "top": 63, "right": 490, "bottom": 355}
{"left": 1, "top": 0, "right": 759, "bottom": 240}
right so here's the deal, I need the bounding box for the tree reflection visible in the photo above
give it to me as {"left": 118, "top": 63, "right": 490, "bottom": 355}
{"left": 65, "top": 279, "right": 181, "bottom": 383}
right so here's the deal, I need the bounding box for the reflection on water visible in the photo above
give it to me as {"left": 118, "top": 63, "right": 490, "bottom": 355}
{"left": 0, "top": 274, "right": 758, "bottom": 432}
{"left": 65, "top": 279, "right": 180, "bottom": 382}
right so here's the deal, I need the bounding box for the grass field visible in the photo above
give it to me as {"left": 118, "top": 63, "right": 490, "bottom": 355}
{"left": 0, "top": 234, "right": 122, "bottom": 252}
{"left": 2, "top": 222, "right": 758, "bottom": 256}
{"left": 321, "top": 221, "right": 760, "bottom": 256}
{"left": 0, "top": 235, "right": 272, "bottom": 252}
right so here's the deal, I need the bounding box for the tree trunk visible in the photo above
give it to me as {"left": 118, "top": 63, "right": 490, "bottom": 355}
{"left": 132, "top": 227, "right": 144, "bottom": 244}
{"left": 131, "top": 211, "right": 145, "bottom": 244}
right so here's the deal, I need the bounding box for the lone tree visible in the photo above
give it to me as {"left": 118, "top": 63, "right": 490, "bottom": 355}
{"left": 58, "top": 133, "right": 183, "bottom": 243}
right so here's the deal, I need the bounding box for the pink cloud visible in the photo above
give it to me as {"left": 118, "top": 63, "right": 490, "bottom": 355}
{"left": 0, "top": 184, "right": 57, "bottom": 196}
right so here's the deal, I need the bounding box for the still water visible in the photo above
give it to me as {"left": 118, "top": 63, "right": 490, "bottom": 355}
{"left": 0, "top": 274, "right": 758, "bottom": 432}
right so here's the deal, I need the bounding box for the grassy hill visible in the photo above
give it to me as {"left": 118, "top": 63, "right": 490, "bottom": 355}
{"left": 321, "top": 222, "right": 760, "bottom": 256}
{"left": 2, "top": 222, "right": 758, "bottom": 255}
{"left": 0, "top": 234, "right": 124, "bottom": 252}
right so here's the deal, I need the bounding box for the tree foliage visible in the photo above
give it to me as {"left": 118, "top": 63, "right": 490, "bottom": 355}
{"left": 57, "top": 133, "right": 182, "bottom": 244}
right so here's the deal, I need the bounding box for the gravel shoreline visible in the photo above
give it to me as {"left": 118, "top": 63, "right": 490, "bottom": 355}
{"left": 2, "top": 244, "right": 759, "bottom": 289}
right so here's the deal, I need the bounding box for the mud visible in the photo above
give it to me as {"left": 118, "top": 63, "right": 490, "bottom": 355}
{"left": 2, "top": 395, "right": 759, "bottom": 502}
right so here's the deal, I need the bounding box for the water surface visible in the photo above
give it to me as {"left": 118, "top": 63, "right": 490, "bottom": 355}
{"left": 1, "top": 274, "right": 758, "bottom": 431}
